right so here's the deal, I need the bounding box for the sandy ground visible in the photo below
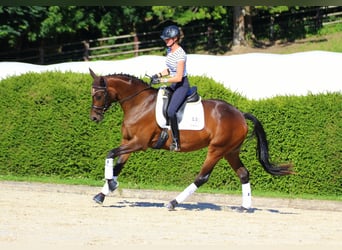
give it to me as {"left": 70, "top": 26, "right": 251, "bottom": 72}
{"left": 0, "top": 181, "right": 341, "bottom": 250}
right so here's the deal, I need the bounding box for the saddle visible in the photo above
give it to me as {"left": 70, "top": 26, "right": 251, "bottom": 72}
{"left": 153, "top": 85, "right": 204, "bottom": 149}
{"left": 161, "top": 86, "right": 200, "bottom": 125}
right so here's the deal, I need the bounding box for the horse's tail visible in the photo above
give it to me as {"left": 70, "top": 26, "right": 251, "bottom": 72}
{"left": 243, "top": 113, "right": 294, "bottom": 176}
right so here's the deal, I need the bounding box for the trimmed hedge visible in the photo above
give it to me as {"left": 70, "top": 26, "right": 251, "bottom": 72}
{"left": 0, "top": 72, "right": 341, "bottom": 196}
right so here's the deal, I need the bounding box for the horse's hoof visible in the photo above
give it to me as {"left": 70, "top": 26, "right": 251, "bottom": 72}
{"left": 93, "top": 193, "right": 105, "bottom": 204}
{"left": 108, "top": 179, "right": 118, "bottom": 192}
{"left": 165, "top": 199, "right": 178, "bottom": 211}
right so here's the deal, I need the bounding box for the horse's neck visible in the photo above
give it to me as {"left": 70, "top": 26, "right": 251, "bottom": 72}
{"left": 120, "top": 88, "right": 157, "bottom": 114}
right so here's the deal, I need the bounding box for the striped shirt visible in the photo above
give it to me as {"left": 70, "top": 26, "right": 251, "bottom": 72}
{"left": 165, "top": 47, "right": 187, "bottom": 77}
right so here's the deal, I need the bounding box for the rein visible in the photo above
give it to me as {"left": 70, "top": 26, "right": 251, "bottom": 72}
{"left": 92, "top": 76, "right": 152, "bottom": 113}
{"left": 118, "top": 86, "right": 152, "bottom": 104}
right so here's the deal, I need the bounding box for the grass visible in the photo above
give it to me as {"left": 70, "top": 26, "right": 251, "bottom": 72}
{"left": 225, "top": 27, "right": 342, "bottom": 55}
{"left": 266, "top": 32, "right": 342, "bottom": 54}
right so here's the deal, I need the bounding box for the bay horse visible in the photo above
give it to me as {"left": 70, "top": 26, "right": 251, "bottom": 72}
{"left": 89, "top": 68, "right": 293, "bottom": 211}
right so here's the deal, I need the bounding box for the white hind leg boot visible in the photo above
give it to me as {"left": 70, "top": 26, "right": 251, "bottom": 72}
{"left": 242, "top": 183, "right": 252, "bottom": 209}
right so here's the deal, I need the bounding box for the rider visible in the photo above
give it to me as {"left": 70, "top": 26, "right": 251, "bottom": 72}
{"left": 152, "top": 25, "right": 190, "bottom": 152}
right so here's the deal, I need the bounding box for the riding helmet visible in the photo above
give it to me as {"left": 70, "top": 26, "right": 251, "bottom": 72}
{"left": 160, "top": 25, "right": 180, "bottom": 40}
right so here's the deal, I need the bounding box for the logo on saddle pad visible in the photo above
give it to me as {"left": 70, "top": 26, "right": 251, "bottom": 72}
{"left": 155, "top": 86, "right": 205, "bottom": 130}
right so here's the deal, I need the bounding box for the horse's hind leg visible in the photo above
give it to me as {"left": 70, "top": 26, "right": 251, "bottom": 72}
{"left": 225, "top": 151, "right": 252, "bottom": 210}
{"left": 166, "top": 149, "right": 221, "bottom": 210}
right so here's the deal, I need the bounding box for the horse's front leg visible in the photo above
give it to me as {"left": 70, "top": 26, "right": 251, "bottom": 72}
{"left": 93, "top": 137, "right": 145, "bottom": 204}
{"left": 93, "top": 151, "right": 130, "bottom": 204}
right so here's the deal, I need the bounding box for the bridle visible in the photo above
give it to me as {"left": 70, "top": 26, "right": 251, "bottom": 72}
{"left": 91, "top": 78, "right": 110, "bottom": 113}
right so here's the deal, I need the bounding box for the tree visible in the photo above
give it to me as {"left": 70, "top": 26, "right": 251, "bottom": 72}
{"left": 0, "top": 6, "right": 47, "bottom": 49}
{"left": 147, "top": 6, "right": 232, "bottom": 53}
{"left": 40, "top": 6, "right": 102, "bottom": 43}
{"left": 1, "top": 6, "right": 332, "bottom": 61}
{"left": 149, "top": 6, "right": 228, "bottom": 26}
{"left": 232, "top": 6, "right": 246, "bottom": 47}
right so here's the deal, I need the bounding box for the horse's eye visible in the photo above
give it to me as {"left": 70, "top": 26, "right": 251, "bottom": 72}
{"left": 95, "top": 95, "right": 102, "bottom": 101}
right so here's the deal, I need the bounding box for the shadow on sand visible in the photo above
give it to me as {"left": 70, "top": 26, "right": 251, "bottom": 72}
{"left": 102, "top": 200, "right": 297, "bottom": 214}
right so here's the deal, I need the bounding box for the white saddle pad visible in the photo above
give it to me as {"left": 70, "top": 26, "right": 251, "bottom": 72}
{"left": 155, "top": 87, "right": 205, "bottom": 130}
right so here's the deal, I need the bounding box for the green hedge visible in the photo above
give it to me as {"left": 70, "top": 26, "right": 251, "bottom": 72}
{"left": 0, "top": 72, "right": 341, "bottom": 196}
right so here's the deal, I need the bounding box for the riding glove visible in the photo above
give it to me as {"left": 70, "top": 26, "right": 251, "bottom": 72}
{"left": 151, "top": 74, "right": 161, "bottom": 84}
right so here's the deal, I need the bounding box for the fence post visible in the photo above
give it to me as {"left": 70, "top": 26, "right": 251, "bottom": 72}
{"left": 83, "top": 40, "right": 90, "bottom": 61}
{"left": 39, "top": 41, "right": 45, "bottom": 64}
{"left": 315, "top": 7, "right": 322, "bottom": 31}
{"left": 134, "top": 33, "right": 139, "bottom": 57}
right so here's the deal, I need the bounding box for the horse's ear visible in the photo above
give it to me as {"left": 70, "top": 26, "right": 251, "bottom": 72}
{"left": 89, "top": 68, "right": 98, "bottom": 79}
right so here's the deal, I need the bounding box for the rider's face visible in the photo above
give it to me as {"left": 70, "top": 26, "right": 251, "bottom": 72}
{"left": 164, "top": 37, "right": 177, "bottom": 47}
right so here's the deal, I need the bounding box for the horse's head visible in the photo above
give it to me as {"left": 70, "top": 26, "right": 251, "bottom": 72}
{"left": 89, "top": 68, "right": 111, "bottom": 122}
{"left": 89, "top": 68, "right": 153, "bottom": 122}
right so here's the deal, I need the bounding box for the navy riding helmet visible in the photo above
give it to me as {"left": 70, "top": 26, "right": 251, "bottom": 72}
{"left": 160, "top": 25, "right": 180, "bottom": 40}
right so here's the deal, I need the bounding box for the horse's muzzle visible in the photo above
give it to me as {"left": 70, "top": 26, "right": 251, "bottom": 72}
{"left": 90, "top": 111, "right": 103, "bottom": 122}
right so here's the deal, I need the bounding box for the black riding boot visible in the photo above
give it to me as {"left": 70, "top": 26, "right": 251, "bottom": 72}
{"left": 169, "top": 116, "right": 180, "bottom": 151}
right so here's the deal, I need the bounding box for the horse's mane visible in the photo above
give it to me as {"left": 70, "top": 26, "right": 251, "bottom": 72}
{"left": 105, "top": 73, "right": 149, "bottom": 87}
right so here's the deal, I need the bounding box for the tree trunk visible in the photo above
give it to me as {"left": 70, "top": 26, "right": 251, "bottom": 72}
{"left": 39, "top": 40, "right": 45, "bottom": 65}
{"left": 244, "top": 6, "right": 254, "bottom": 39}
{"left": 233, "top": 6, "right": 245, "bottom": 47}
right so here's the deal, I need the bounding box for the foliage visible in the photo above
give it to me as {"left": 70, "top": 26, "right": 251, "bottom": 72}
{"left": 255, "top": 6, "right": 298, "bottom": 14}
{"left": 0, "top": 6, "right": 156, "bottom": 49}
{"left": 40, "top": 6, "right": 94, "bottom": 40}
{"left": 0, "top": 6, "right": 47, "bottom": 46}
{"left": 150, "top": 6, "right": 228, "bottom": 26}
{"left": 1, "top": 6, "right": 340, "bottom": 55}
{"left": 0, "top": 72, "right": 340, "bottom": 197}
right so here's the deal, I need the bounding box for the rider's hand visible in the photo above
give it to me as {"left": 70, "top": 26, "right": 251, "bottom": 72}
{"left": 151, "top": 74, "right": 160, "bottom": 84}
